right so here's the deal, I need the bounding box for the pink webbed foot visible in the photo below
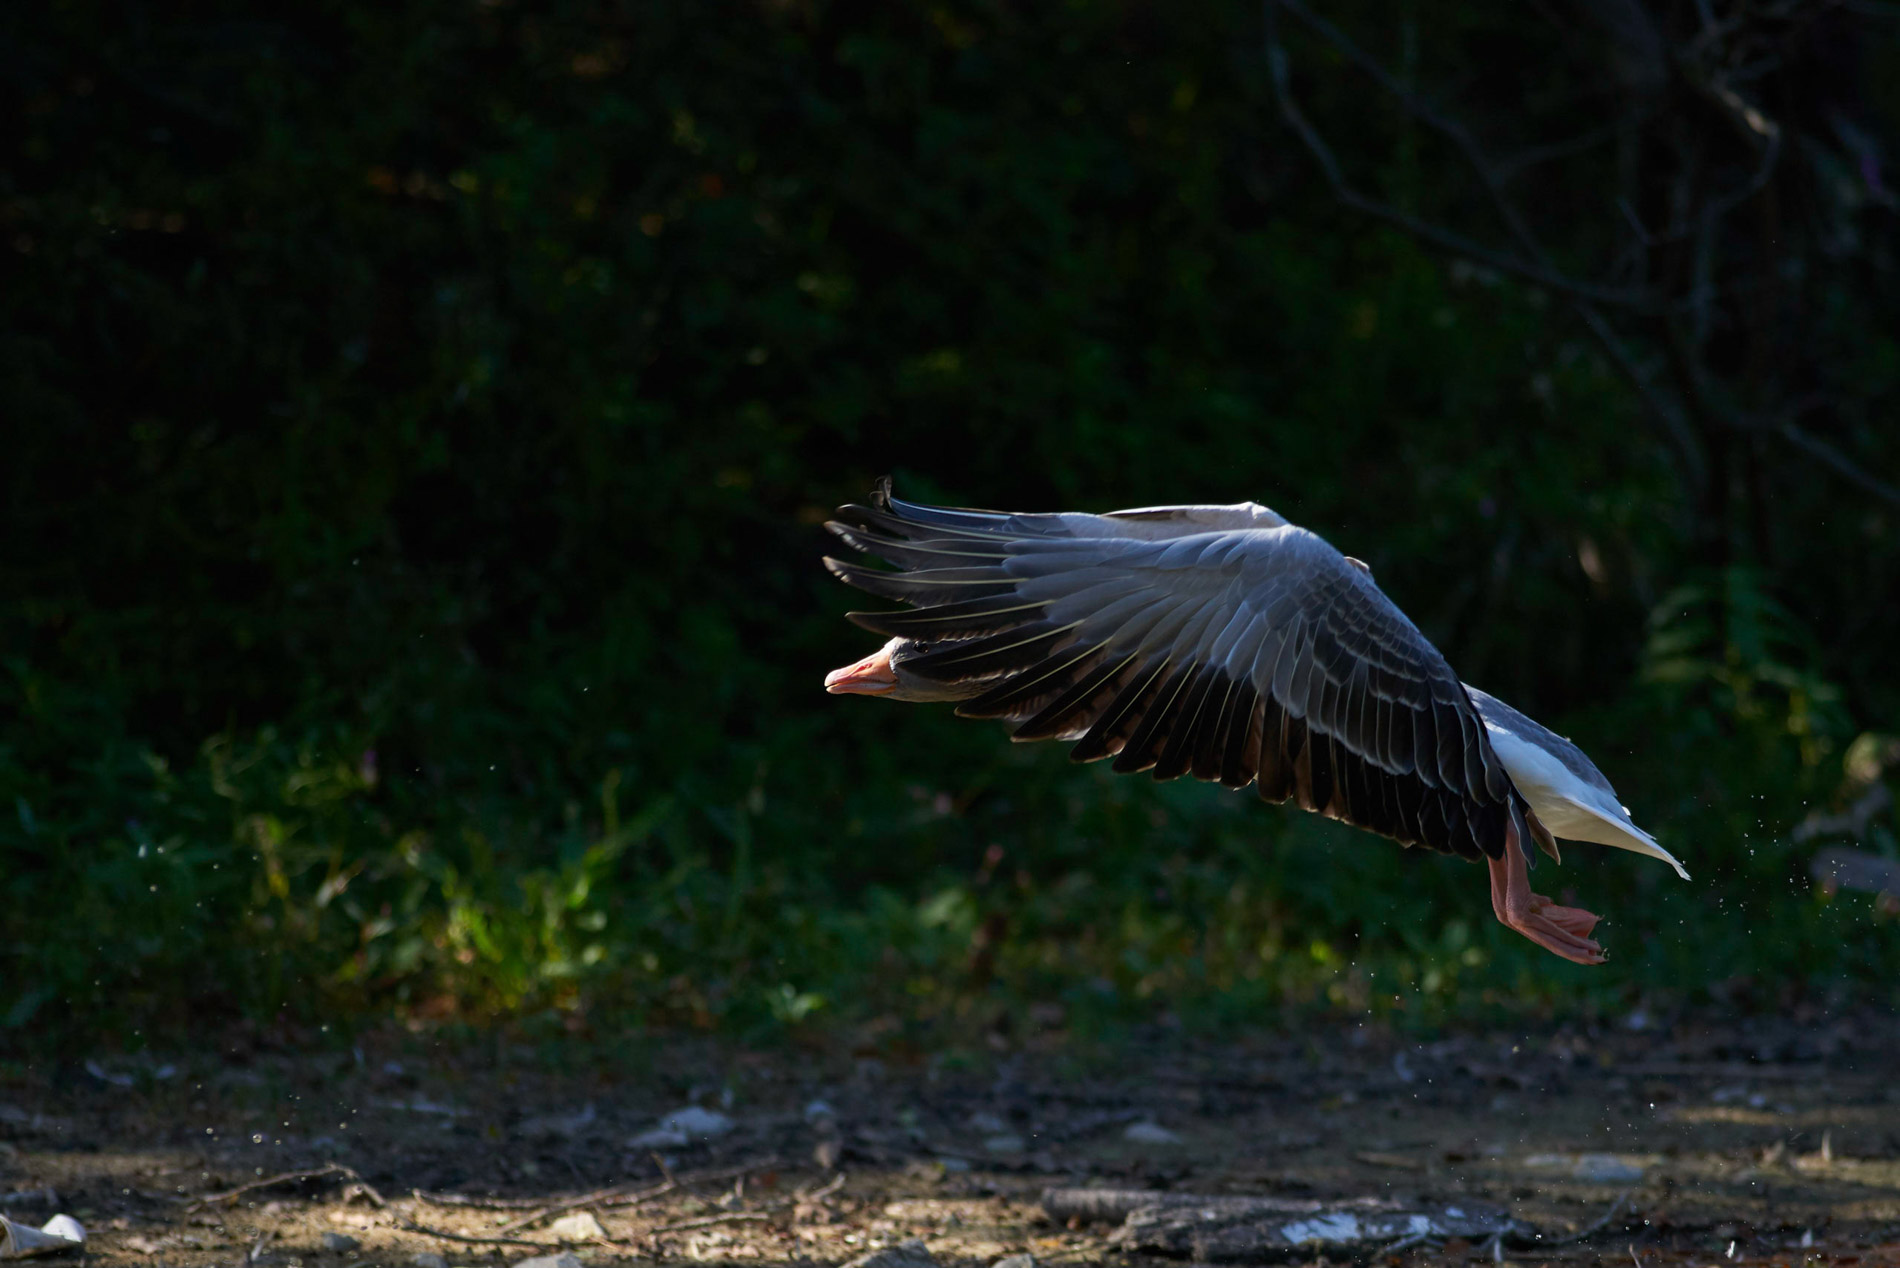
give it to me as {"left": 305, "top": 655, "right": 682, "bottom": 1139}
{"left": 1486, "top": 819, "right": 1607, "bottom": 966}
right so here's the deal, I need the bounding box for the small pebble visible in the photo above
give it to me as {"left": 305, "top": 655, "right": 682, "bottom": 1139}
{"left": 547, "top": 1212, "right": 607, "bottom": 1241}
{"left": 629, "top": 1105, "right": 733, "bottom": 1147}
{"left": 321, "top": 1232, "right": 360, "bottom": 1253}
{"left": 1123, "top": 1121, "right": 1182, "bottom": 1145}
{"left": 413, "top": 1254, "right": 448, "bottom": 1268}
{"left": 1572, "top": 1153, "right": 1645, "bottom": 1183}
{"left": 843, "top": 1240, "right": 938, "bottom": 1268}
{"left": 514, "top": 1254, "right": 583, "bottom": 1268}
{"left": 992, "top": 1255, "right": 1036, "bottom": 1268}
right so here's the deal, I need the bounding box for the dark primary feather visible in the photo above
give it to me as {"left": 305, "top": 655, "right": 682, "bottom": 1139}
{"left": 826, "top": 483, "right": 1547, "bottom": 864}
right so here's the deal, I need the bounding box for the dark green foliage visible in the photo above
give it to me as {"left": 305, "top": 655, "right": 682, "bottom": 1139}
{"left": 2, "top": 1, "right": 1897, "bottom": 1046}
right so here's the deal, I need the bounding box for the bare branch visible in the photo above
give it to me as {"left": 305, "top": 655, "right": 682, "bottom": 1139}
{"left": 1262, "top": 8, "right": 1650, "bottom": 309}
{"left": 651, "top": 1212, "right": 774, "bottom": 1234}
{"left": 1776, "top": 422, "right": 1900, "bottom": 506}
{"left": 1698, "top": 103, "right": 1784, "bottom": 226}
{"left": 395, "top": 1220, "right": 550, "bottom": 1248}
{"left": 1495, "top": 120, "right": 1628, "bottom": 183}
{"left": 1278, "top": 1, "right": 1594, "bottom": 277}
{"left": 1267, "top": 0, "right": 1895, "bottom": 517}
{"left": 185, "top": 1164, "right": 382, "bottom": 1212}
{"left": 1572, "top": 306, "right": 1703, "bottom": 488}
{"left": 1671, "top": 56, "right": 1784, "bottom": 235}
{"left": 1529, "top": 1192, "right": 1634, "bottom": 1248}
{"left": 494, "top": 1159, "right": 772, "bottom": 1234}
{"left": 1264, "top": 0, "right": 1707, "bottom": 493}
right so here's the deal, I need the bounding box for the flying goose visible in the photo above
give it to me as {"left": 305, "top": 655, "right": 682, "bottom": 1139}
{"left": 822, "top": 480, "right": 1688, "bottom": 965}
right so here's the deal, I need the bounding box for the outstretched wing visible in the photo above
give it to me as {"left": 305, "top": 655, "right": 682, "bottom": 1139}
{"left": 826, "top": 481, "right": 1551, "bottom": 863}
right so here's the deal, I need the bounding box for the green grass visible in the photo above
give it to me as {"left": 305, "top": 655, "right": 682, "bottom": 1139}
{"left": 5, "top": 0, "right": 1898, "bottom": 1054}
{"left": 7, "top": 574, "right": 1896, "bottom": 1051}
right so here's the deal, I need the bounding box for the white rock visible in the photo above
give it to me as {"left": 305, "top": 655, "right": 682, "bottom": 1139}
{"left": 1280, "top": 1213, "right": 1364, "bottom": 1243}
{"left": 517, "top": 1105, "right": 596, "bottom": 1140}
{"left": 1123, "top": 1121, "right": 1182, "bottom": 1145}
{"left": 82, "top": 1061, "right": 134, "bottom": 1089}
{"left": 1572, "top": 1154, "right": 1646, "bottom": 1183}
{"left": 513, "top": 1254, "right": 582, "bottom": 1268}
{"left": 412, "top": 1254, "right": 448, "bottom": 1268}
{"left": 1524, "top": 1152, "right": 1646, "bottom": 1182}
{"left": 842, "top": 1240, "right": 937, "bottom": 1268}
{"left": 630, "top": 1104, "right": 734, "bottom": 1148}
{"left": 992, "top": 1255, "right": 1036, "bottom": 1268}
{"left": 374, "top": 1098, "right": 465, "bottom": 1117}
{"left": 0, "top": 1189, "right": 57, "bottom": 1209}
{"left": 547, "top": 1213, "right": 607, "bottom": 1242}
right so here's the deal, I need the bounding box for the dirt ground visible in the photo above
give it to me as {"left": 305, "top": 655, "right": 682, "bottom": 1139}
{"left": 5, "top": 1009, "right": 1899, "bottom": 1268}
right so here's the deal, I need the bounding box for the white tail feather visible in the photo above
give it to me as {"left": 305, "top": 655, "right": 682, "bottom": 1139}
{"left": 1484, "top": 722, "right": 1690, "bottom": 881}
{"left": 1550, "top": 797, "right": 1691, "bottom": 881}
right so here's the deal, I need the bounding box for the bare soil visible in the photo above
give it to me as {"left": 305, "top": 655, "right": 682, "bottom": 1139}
{"left": 5, "top": 1010, "right": 1899, "bottom": 1268}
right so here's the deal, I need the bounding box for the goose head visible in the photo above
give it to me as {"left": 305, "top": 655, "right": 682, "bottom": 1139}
{"left": 823, "top": 637, "right": 972, "bottom": 703}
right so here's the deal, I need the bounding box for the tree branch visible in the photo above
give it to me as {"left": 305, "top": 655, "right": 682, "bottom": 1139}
{"left": 1266, "top": 0, "right": 1898, "bottom": 518}
{"left": 1776, "top": 422, "right": 1900, "bottom": 507}
{"left": 1495, "top": 120, "right": 1628, "bottom": 183}
{"left": 1264, "top": 0, "right": 1707, "bottom": 495}
{"left": 1266, "top": 2, "right": 1653, "bottom": 312}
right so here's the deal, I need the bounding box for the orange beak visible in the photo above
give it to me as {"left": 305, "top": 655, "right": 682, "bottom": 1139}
{"left": 824, "top": 645, "right": 899, "bottom": 695}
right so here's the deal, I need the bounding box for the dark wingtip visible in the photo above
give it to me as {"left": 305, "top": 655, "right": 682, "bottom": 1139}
{"left": 823, "top": 519, "right": 875, "bottom": 553}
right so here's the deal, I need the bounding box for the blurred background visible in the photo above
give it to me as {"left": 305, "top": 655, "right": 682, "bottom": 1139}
{"left": 4, "top": 0, "right": 1899, "bottom": 1052}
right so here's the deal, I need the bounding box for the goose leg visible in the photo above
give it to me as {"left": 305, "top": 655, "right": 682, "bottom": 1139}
{"left": 1487, "top": 819, "right": 1607, "bottom": 965}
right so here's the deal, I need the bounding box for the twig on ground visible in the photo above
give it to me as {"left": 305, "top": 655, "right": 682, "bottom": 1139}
{"left": 650, "top": 1211, "right": 772, "bottom": 1234}
{"left": 593, "top": 1182, "right": 678, "bottom": 1212}
{"left": 395, "top": 1219, "right": 550, "bottom": 1248}
{"left": 601, "top": 1159, "right": 776, "bottom": 1208}
{"left": 414, "top": 1156, "right": 778, "bottom": 1233}
{"left": 493, "top": 1158, "right": 781, "bottom": 1233}
{"left": 1380, "top": 1232, "right": 1441, "bottom": 1255}
{"left": 795, "top": 1172, "right": 846, "bottom": 1202}
{"left": 1518, "top": 1192, "right": 1633, "bottom": 1248}
{"left": 185, "top": 1163, "right": 382, "bottom": 1212}
{"left": 495, "top": 1182, "right": 671, "bottom": 1235}
{"left": 412, "top": 1191, "right": 550, "bottom": 1211}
